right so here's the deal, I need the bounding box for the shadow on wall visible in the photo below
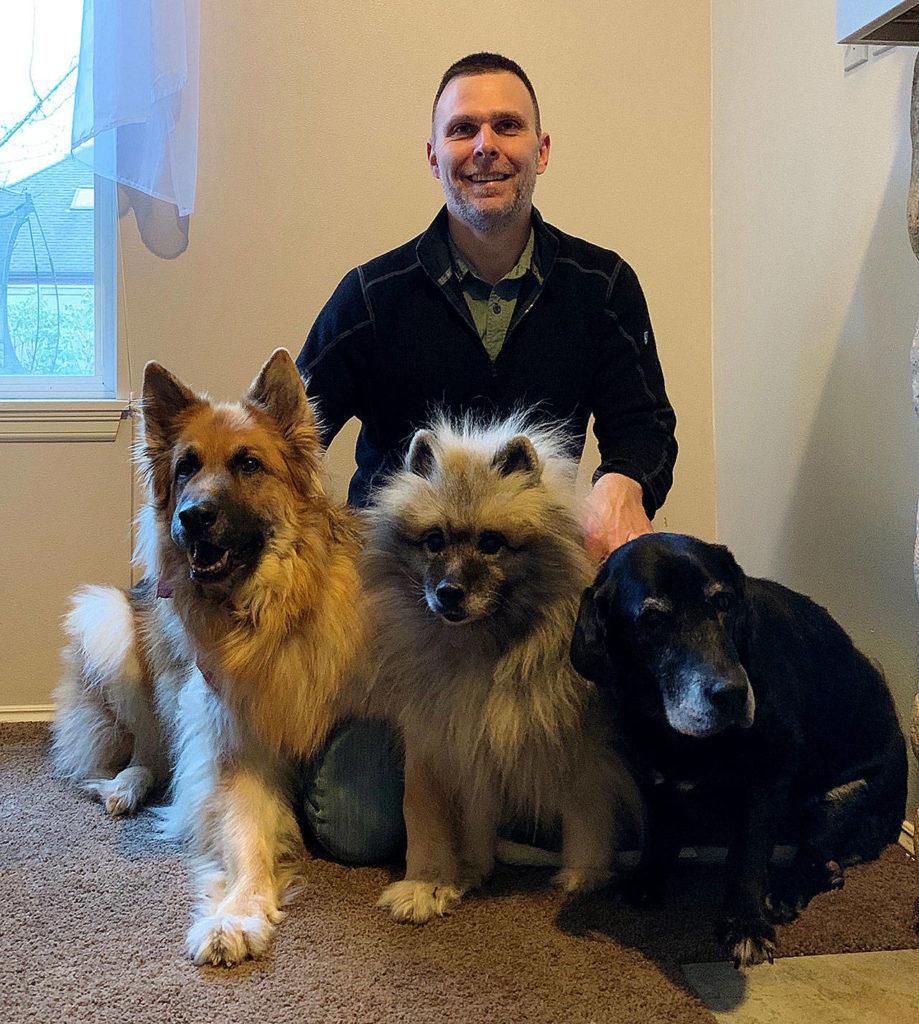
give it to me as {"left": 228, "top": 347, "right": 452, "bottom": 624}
{"left": 775, "top": 113, "right": 919, "bottom": 813}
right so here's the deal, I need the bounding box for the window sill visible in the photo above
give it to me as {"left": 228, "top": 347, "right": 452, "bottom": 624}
{"left": 0, "top": 400, "right": 132, "bottom": 442}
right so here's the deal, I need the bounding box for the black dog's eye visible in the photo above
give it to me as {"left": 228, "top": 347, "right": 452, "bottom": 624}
{"left": 639, "top": 606, "right": 667, "bottom": 629}
{"left": 175, "top": 453, "right": 200, "bottom": 480}
{"left": 423, "top": 530, "right": 446, "bottom": 554}
{"left": 712, "top": 592, "right": 732, "bottom": 613}
{"left": 477, "top": 531, "right": 507, "bottom": 555}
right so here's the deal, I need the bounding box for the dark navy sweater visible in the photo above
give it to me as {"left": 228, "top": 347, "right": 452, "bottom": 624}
{"left": 297, "top": 207, "right": 677, "bottom": 513}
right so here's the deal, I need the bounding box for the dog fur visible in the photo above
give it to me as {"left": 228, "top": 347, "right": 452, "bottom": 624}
{"left": 361, "top": 415, "right": 642, "bottom": 923}
{"left": 571, "top": 532, "right": 908, "bottom": 968}
{"left": 51, "top": 350, "right": 367, "bottom": 965}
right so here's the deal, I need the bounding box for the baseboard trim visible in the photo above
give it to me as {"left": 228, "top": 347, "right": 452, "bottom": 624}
{"left": 0, "top": 704, "right": 54, "bottom": 723}
{"left": 901, "top": 818, "right": 915, "bottom": 858}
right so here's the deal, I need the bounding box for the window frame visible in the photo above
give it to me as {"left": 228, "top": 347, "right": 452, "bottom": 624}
{"left": 0, "top": 173, "right": 118, "bottom": 403}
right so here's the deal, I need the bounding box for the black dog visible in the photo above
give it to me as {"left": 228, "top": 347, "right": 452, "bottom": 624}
{"left": 571, "top": 533, "right": 907, "bottom": 968}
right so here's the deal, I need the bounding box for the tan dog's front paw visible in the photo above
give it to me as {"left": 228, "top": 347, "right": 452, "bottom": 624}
{"left": 377, "top": 880, "right": 462, "bottom": 924}
{"left": 551, "top": 866, "right": 612, "bottom": 893}
{"left": 83, "top": 767, "right": 155, "bottom": 817}
{"left": 185, "top": 909, "right": 279, "bottom": 966}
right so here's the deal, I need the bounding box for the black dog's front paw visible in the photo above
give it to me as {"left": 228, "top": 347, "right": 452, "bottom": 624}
{"left": 766, "top": 858, "right": 845, "bottom": 925}
{"left": 717, "top": 913, "right": 776, "bottom": 969}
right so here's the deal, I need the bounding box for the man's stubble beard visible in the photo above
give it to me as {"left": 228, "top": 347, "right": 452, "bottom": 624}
{"left": 444, "top": 159, "right": 538, "bottom": 233}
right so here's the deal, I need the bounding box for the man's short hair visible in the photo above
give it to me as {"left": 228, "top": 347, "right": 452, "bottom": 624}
{"left": 431, "top": 52, "right": 541, "bottom": 135}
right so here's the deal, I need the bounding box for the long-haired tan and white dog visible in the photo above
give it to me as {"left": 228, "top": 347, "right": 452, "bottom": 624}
{"left": 362, "top": 416, "right": 642, "bottom": 923}
{"left": 51, "top": 350, "right": 367, "bottom": 965}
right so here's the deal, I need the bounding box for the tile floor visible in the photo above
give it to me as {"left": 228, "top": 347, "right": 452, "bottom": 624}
{"left": 683, "top": 948, "right": 919, "bottom": 1023}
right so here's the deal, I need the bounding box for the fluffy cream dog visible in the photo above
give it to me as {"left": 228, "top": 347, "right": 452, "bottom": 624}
{"left": 362, "top": 416, "right": 642, "bottom": 923}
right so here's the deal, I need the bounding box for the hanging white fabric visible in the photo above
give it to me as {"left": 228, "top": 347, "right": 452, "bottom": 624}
{"left": 71, "top": 0, "right": 199, "bottom": 256}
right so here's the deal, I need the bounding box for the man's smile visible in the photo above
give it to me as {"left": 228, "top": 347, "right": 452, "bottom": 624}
{"left": 466, "top": 172, "right": 512, "bottom": 183}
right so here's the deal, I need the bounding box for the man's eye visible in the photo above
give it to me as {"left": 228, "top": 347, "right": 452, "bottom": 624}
{"left": 449, "top": 123, "right": 475, "bottom": 136}
{"left": 477, "top": 531, "right": 507, "bottom": 555}
{"left": 423, "top": 530, "right": 446, "bottom": 554}
{"left": 496, "top": 120, "right": 522, "bottom": 133}
{"left": 175, "top": 454, "right": 200, "bottom": 479}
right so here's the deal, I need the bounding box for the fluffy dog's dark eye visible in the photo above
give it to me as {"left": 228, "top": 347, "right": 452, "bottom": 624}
{"left": 477, "top": 531, "right": 507, "bottom": 555}
{"left": 423, "top": 530, "right": 445, "bottom": 554}
{"left": 175, "top": 453, "right": 200, "bottom": 480}
{"left": 713, "top": 592, "right": 732, "bottom": 613}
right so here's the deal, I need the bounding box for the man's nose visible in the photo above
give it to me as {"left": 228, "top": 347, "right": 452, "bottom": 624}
{"left": 474, "top": 125, "right": 499, "bottom": 157}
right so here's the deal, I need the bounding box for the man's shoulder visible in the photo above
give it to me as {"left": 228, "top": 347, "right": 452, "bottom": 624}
{"left": 355, "top": 231, "right": 426, "bottom": 288}
{"left": 540, "top": 218, "right": 626, "bottom": 279}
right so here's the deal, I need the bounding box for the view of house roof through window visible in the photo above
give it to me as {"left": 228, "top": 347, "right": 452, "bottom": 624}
{"left": 1, "top": 1, "right": 114, "bottom": 396}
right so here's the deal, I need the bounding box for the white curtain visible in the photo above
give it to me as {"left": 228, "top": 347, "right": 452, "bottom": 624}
{"left": 71, "top": 0, "right": 199, "bottom": 257}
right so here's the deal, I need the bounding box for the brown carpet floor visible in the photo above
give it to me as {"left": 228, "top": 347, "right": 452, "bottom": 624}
{"left": 1, "top": 723, "right": 916, "bottom": 1024}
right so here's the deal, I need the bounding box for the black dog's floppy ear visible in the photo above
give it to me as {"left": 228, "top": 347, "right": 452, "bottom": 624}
{"left": 570, "top": 582, "right": 616, "bottom": 686}
{"left": 713, "top": 543, "right": 751, "bottom": 655}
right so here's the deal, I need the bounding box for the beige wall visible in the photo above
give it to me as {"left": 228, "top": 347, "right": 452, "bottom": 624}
{"left": 713, "top": 0, "right": 919, "bottom": 815}
{"left": 0, "top": 1, "right": 715, "bottom": 710}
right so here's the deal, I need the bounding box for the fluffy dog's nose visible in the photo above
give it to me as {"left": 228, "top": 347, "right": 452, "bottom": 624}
{"left": 178, "top": 502, "right": 218, "bottom": 537}
{"left": 435, "top": 582, "right": 465, "bottom": 610}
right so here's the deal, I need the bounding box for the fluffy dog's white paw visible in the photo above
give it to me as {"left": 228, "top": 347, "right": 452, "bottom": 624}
{"left": 185, "top": 909, "right": 281, "bottom": 967}
{"left": 377, "top": 880, "right": 463, "bottom": 924}
{"left": 83, "top": 767, "right": 154, "bottom": 816}
{"left": 551, "top": 866, "right": 613, "bottom": 893}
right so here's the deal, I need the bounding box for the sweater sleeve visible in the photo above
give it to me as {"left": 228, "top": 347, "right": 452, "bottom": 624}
{"left": 295, "top": 268, "right": 374, "bottom": 448}
{"left": 591, "top": 259, "right": 678, "bottom": 518}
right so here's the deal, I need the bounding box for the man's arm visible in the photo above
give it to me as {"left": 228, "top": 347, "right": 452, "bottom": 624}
{"left": 295, "top": 268, "right": 372, "bottom": 448}
{"left": 580, "top": 471, "right": 652, "bottom": 564}
{"left": 586, "top": 259, "right": 677, "bottom": 561}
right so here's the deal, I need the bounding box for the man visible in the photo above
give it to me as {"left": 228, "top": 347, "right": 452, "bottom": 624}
{"left": 296, "top": 53, "right": 677, "bottom": 863}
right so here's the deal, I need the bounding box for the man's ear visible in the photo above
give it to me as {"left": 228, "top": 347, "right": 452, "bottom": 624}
{"left": 141, "top": 361, "right": 200, "bottom": 447}
{"left": 427, "top": 140, "right": 441, "bottom": 180}
{"left": 570, "top": 582, "right": 616, "bottom": 686}
{"left": 247, "top": 348, "right": 317, "bottom": 441}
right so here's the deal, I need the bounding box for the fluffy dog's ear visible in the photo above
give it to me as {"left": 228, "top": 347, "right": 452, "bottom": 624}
{"left": 570, "top": 583, "right": 616, "bottom": 686}
{"left": 406, "top": 429, "right": 437, "bottom": 478}
{"left": 247, "top": 348, "right": 317, "bottom": 439}
{"left": 492, "top": 435, "right": 541, "bottom": 482}
{"left": 141, "top": 361, "right": 201, "bottom": 447}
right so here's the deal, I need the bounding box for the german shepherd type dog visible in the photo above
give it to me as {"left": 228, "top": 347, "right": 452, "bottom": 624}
{"left": 52, "top": 350, "right": 368, "bottom": 966}
{"left": 362, "top": 416, "right": 642, "bottom": 923}
{"left": 571, "top": 533, "right": 907, "bottom": 968}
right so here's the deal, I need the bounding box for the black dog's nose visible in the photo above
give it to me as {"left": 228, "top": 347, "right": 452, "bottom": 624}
{"left": 435, "top": 582, "right": 465, "bottom": 610}
{"left": 709, "top": 679, "right": 748, "bottom": 719}
{"left": 178, "top": 502, "right": 218, "bottom": 537}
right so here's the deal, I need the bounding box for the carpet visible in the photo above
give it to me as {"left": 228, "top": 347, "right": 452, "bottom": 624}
{"left": 1, "top": 723, "right": 916, "bottom": 1024}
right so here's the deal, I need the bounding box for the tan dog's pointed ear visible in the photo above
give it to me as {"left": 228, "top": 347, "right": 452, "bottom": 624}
{"left": 142, "top": 361, "right": 201, "bottom": 446}
{"left": 406, "top": 429, "right": 438, "bottom": 478}
{"left": 492, "top": 434, "right": 541, "bottom": 483}
{"left": 247, "top": 348, "right": 316, "bottom": 439}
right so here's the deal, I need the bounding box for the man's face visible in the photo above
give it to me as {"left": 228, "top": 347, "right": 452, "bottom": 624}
{"left": 428, "top": 71, "right": 550, "bottom": 233}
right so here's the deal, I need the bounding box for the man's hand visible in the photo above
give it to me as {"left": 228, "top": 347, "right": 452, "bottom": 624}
{"left": 580, "top": 472, "right": 653, "bottom": 564}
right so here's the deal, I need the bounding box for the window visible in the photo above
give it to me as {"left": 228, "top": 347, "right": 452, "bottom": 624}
{"left": 0, "top": 1, "right": 117, "bottom": 401}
